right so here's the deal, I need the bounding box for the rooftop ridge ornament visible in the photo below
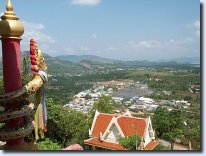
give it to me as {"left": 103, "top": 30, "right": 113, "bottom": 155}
{"left": 0, "top": 0, "right": 24, "bottom": 38}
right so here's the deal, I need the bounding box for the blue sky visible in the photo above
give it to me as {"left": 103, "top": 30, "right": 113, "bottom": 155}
{"left": 0, "top": 0, "right": 200, "bottom": 61}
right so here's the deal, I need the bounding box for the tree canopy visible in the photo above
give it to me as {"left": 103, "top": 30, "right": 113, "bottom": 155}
{"left": 153, "top": 107, "right": 184, "bottom": 150}
{"left": 37, "top": 138, "right": 61, "bottom": 150}
{"left": 153, "top": 144, "right": 170, "bottom": 150}
{"left": 91, "top": 96, "right": 116, "bottom": 114}
{"left": 45, "top": 98, "right": 89, "bottom": 148}
{"left": 89, "top": 96, "right": 117, "bottom": 127}
{"left": 119, "top": 135, "right": 141, "bottom": 150}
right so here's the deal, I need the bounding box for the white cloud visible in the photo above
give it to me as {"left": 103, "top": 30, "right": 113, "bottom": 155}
{"left": 23, "top": 31, "right": 55, "bottom": 44}
{"left": 127, "top": 36, "right": 198, "bottom": 52}
{"left": 187, "top": 20, "right": 200, "bottom": 37}
{"left": 106, "top": 46, "right": 118, "bottom": 51}
{"left": 80, "top": 46, "right": 90, "bottom": 51}
{"left": 71, "top": 0, "right": 102, "bottom": 6}
{"left": 169, "top": 39, "right": 175, "bottom": 44}
{"left": 186, "top": 20, "right": 200, "bottom": 29}
{"left": 21, "top": 20, "right": 55, "bottom": 53}
{"left": 103, "top": 37, "right": 199, "bottom": 60}
{"left": 128, "top": 40, "right": 162, "bottom": 49}
{"left": 195, "top": 30, "right": 200, "bottom": 37}
{"left": 91, "top": 33, "right": 97, "bottom": 39}
{"left": 22, "top": 21, "right": 44, "bottom": 30}
{"left": 64, "top": 47, "right": 75, "bottom": 54}
{"left": 193, "top": 20, "right": 200, "bottom": 30}
{"left": 193, "top": 20, "right": 200, "bottom": 37}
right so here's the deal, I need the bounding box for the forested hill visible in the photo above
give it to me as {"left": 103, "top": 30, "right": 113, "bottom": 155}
{"left": 56, "top": 55, "right": 115, "bottom": 63}
{"left": 56, "top": 54, "right": 200, "bottom": 64}
{"left": 0, "top": 52, "right": 200, "bottom": 76}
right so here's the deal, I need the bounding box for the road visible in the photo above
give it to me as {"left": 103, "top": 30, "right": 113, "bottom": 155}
{"left": 158, "top": 139, "right": 189, "bottom": 150}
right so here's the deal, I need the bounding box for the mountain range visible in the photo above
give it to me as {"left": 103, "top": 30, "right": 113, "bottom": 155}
{"left": 56, "top": 55, "right": 114, "bottom": 64}
{"left": 0, "top": 52, "right": 200, "bottom": 65}
{"left": 0, "top": 52, "right": 200, "bottom": 76}
{"left": 158, "top": 57, "right": 200, "bottom": 64}
{"left": 56, "top": 54, "right": 200, "bottom": 65}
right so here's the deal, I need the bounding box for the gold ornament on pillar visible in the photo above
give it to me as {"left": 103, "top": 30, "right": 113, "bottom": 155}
{"left": 0, "top": 0, "right": 24, "bottom": 38}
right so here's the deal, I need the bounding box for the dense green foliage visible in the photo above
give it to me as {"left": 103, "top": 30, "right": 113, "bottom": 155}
{"left": 153, "top": 107, "right": 200, "bottom": 150}
{"left": 119, "top": 135, "right": 141, "bottom": 150}
{"left": 46, "top": 75, "right": 93, "bottom": 105}
{"left": 89, "top": 96, "right": 117, "bottom": 127}
{"left": 30, "top": 58, "right": 201, "bottom": 150}
{"left": 182, "top": 113, "right": 200, "bottom": 150}
{"left": 46, "top": 64, "right": 200, "bottom": 106}
{"left": 0, "top": 56, "right": 201, "bottom": 151}
{"left": 153, "top": 144, "right": 170, "bottom": 150}
{"left": 153, "top": 107, "right": 184, "bottom": 150}
{"left": 182, "top": 128, "right": 200, "bottom": 150}
{"left": 91, "top": 96, "right": 116, "bottom": 114}
{"left": 127, "top": 70, "right": 200, "bottom": 92}
{"left": 45, "top": 98, "right": 89, "bottom": 148}
{"left": 37, "top": 138, "right": 61, "bottom": 150}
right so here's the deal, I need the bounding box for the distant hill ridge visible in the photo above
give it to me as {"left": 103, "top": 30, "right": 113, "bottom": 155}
{"left": 0, "top": 52, "right": 200, "bottom": 76}
{"left": 6, "top": 52, "right": 200, "bottom": 66}
{"left": 56, "top": 55, "right": 115, "bottom": 64}
{"left": 56, "top": 54, "right": 200, "bottom": 64}
{"left": 166, "top": 57, "right": 200, "bottom": 64}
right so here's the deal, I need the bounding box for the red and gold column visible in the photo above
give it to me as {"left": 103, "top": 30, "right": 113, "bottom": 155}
{"left": 0, "top": 0, "right": 25, "bottom": 146}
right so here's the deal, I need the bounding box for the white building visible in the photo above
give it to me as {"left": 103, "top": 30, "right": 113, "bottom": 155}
{"left": 84, "top": 110, "right": 158, "bottom": 150}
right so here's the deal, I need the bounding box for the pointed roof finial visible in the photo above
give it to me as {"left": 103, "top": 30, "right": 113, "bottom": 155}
{"left": 2, "top": 0, "right": 17, "bottom": 20}
{"left": 0, "top": 0, "right": 24, "bottom": 38}
{"left": 6, "top": 0, "right": 13, "bottom": 12}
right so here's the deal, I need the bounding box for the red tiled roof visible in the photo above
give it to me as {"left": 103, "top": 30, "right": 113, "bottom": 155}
{"left": 91, "top": 113, "right": 146, "bottom": 138}
{"left": 85, "top": 138, "right": 126, "bottom": 150}
{"left": 87, "top": 112, "right": 158, "bottom": 150}
{"left": 117, "top": 116, "right": 146, "bottom": 137}
{"left": 91, "top": 113, "right": 113, "bottom": 137}
{"left": 144, "top": 141, "right": 159, "bottom": 150}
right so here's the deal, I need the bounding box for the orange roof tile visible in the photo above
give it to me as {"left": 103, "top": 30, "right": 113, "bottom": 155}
{"left": 144, "top": 141, "right": 159, "bottom": 150}
{"left": 117, "top": 116, "right": 146, "bottom": 137}
{"left": 87, "top": 112, "right": 157, "bottom": 151}
{"left": 91, "top": 113, "right": 147, "bottom": 138}
{"left": 85, "top": 138, "right": 126, "bottom": 150}
{"left": 91, "top": 113, "right": 113, "bottom": 138}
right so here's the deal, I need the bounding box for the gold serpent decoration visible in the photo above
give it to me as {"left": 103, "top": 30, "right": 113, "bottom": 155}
{"left": 0, "top": 39, "right": 48, "bottom": 141}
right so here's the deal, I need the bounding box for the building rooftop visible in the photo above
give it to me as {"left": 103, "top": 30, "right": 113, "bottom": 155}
{"left": 85, "top": 138, "right": 126, "bottom": 150}
{"left": 85, "top": 111, "right": 158, "bottom": 150}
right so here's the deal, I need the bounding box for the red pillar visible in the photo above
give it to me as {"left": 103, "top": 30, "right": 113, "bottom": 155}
{"left": 1, "top": 38, "right": 24, "bottom": 146}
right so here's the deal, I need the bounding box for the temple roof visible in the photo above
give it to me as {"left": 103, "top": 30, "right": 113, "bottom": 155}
{"left": 85, "top": 138, "right": 126, "bottom": 150}
{"left": 117, "top": 116, "right": 146, "bottom": 137}
{"left": 144, "top": 141, "right": 159, "bottom": 150}
{"left": 86, "top": 111, "right": 158, "bottom": 150}
{"left": 91, "top": 113, "right": 114, "bottom": 138}
{"left": 90, "top": 112, "right": 147, "bottom": 138}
